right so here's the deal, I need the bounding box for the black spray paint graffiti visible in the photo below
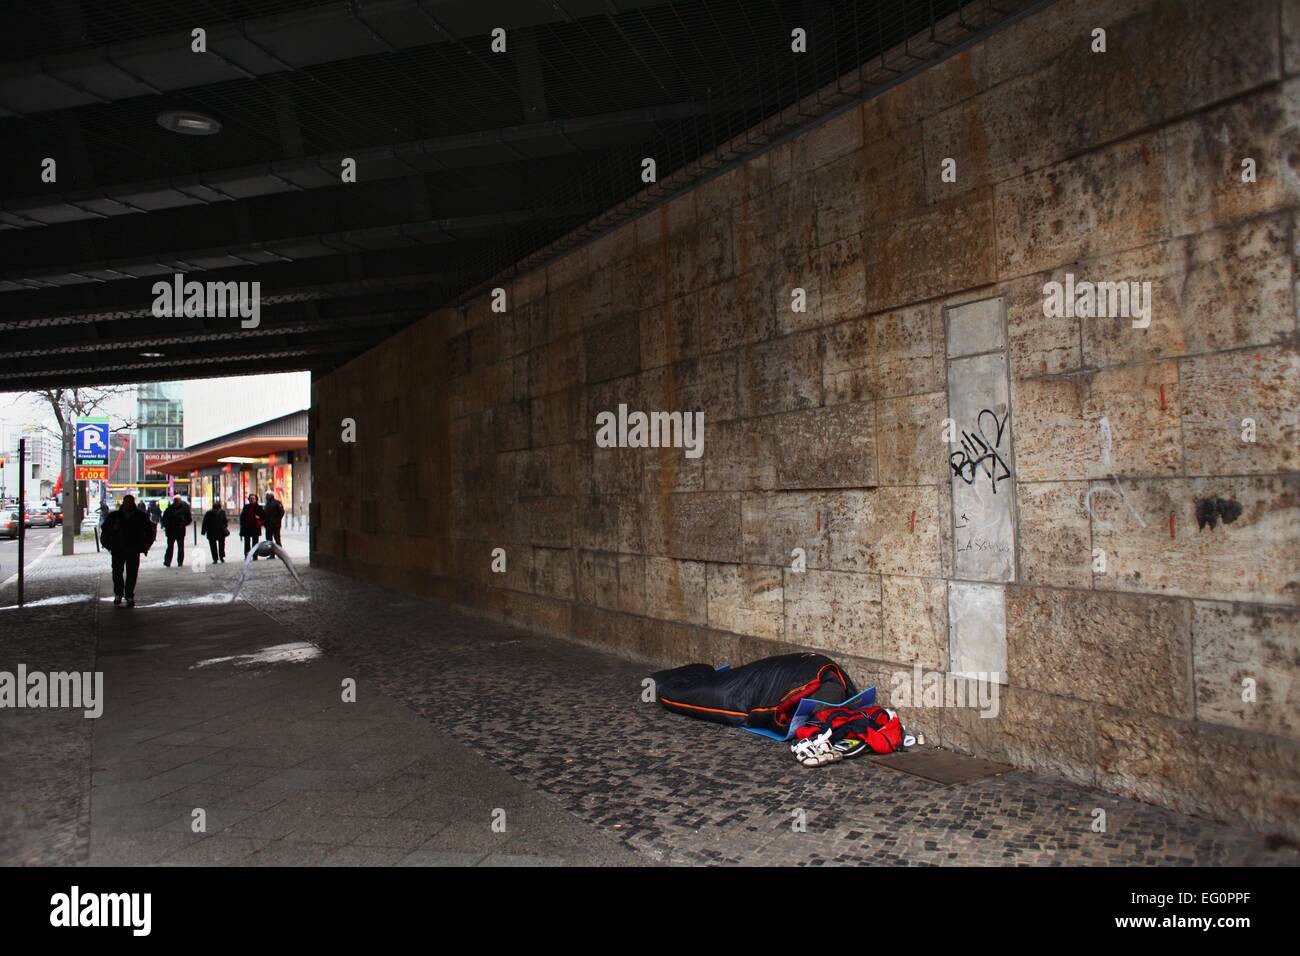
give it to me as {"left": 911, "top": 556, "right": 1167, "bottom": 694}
{"left": 949, "top": 408, "right": 1012, "bottom": 493}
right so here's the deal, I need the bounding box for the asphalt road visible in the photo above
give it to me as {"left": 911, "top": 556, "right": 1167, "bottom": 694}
{"left": 0, "top": 526, "right": 59, "bottom": 584}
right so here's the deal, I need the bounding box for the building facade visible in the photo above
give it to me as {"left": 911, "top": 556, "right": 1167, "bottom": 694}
{"left": 135, "top": 382, "right": 184, "bottom": 495}
{"left": 3, "top": 426, "right": 61, "bottom": 502}
{"left": 159, "top": 409, "right": 310, "bottom": 522}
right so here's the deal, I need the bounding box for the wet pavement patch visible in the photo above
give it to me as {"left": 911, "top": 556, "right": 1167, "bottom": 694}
{"left": 192, "top": 642, "right": 322, "bottom": 669}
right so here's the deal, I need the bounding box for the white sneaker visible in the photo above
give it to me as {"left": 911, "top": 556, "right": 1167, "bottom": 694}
{"left": 791, "top": 729, "right": 842, "bottom": 768}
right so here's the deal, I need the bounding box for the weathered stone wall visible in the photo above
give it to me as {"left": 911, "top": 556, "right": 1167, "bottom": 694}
{"left": 311, "top": 0, "right": 1300, "bottom": 837}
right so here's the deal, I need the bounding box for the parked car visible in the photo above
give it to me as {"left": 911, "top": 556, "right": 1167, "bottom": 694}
{"left": 0, "top": 508, "right": 19, "bottom": 539}
{"left": 41, "top": 499, "right": 62, "bottom": 525}
{"left": 26, "top": 505, "right": 55, "bottom": 528}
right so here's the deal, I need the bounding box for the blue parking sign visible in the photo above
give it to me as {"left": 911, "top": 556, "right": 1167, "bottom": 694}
{"left": 75, "top": 417, "right": 110, "bottom": 465}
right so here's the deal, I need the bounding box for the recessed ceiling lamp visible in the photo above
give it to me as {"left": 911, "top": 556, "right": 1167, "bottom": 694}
{"left": 156, "top": 109, "right": 221, "bottom": 136}
{"left": 139, "top": 351, "right": 165, "bottom": 358}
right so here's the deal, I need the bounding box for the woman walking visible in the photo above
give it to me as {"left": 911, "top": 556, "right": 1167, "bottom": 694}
{"left": 239, "top": 493, "right": 265, "bottom": 559}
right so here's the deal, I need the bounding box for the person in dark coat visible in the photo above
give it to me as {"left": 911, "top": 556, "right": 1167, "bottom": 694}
{"left": 239, "top": 493, "right": 265, "bottom": 559}
{"left": 102, "top": 495, "right": 156, "bottom": 606}
{"left": 263, "top": 492, "right": 285, "bottom": 546}
{"left": 161, "top": 494, "right": 192, "bottom": 567}
{"left": 147, "top": 499, "right": 163, "bottom": 525}
{"left": 201, "top": 500, "right": 229, "bottom": 563}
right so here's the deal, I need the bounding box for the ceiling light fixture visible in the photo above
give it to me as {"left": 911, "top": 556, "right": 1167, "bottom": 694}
{"left": 139, "top": 351, "right": 165, "bottom": 358}
{"left": 156, "top": 109, "right": 222, "bottom": 136}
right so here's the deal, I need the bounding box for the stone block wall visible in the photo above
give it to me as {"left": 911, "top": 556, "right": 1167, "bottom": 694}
{"left": 311, "top": 0, "right": 1300, "bottom": 836}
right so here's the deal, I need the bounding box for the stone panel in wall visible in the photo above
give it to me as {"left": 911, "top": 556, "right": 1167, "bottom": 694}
{"left": 948, "top": 345, "right": 1016, "bottom": 583}
{"left": 783, "top": 567, "right": 882, "bottom": 659}
{"left": 1015, "top": 481, "right": 1093, "bottom": 588}
{"left": 823, "top": 302, "right": 946, "bottom": 404}
{"left": 876, "top": 391, "right": 947, "bottom": 486}
{"left": 1012, "top": 363, "right": 1182, "bottom": 482}
{"left": 705, "top": 417, "right": 777, "bottom": 492}
{"left": 995, "top": 135, "right": 1169, "bottom": 280}
{"left": 1089, "top": 475, "right": 1300, "bottom": 604}
{"left": 741, "top": 491, "right": 835, "bottom": 570}
{"left": 1165, "top": 79, "right": 1300, "bottom": 238}
{"left": 826, "top": 486, "right": 947, "bottom": 578}
{"left": 1082, "top": 215, "right": 1296, "bottom": 369}
{"left": 648, "top": 491, "right": 742, "bottom": 564}
{"left": 984, "top": 687, "right": 1097, "bottom": 788}
{"left": 1180, "top": 346, "right": 1300, "bottom": 477}
{"left": 773, "top": 402, "right": 876, "bottom": 490}
{"left": 1193, "top": 601, "right": 1300, "bottom": 739}
{"left": 1007, "top": 586, "right": 1194, "bottom": 719}
{"left": 947, "top": 581, "right": 1007, "bottom": 680}
{"left": 644, "top": 556, "right": 708, "bottom": 627}
{"left": 865, "top": 191, "right": 996, "bottom": 312}
{"left": 706, "top": 563, "right": 784, "bottom": 642}
{"left": 881, "top": 575, "right": 947, "bottom": 669}
{"left": 697, "top": 269, "right": 779, "bottom": 356}
{"left": 738, "top": 331, "right": 822, "bottom": 417}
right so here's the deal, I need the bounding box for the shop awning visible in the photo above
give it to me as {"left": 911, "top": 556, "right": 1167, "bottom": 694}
{"left": 154, "top": 436, "right": 307, "bottom": 475}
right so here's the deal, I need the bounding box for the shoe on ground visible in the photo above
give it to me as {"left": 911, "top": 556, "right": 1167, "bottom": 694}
{"left": 113, "top": 595, "right": 121, "bottom": 606}
{"left": 126, "top": 598, "right": 134, "bottom": 607}
{"left": 791, "top": 730, "right": 843, "bottom": 768}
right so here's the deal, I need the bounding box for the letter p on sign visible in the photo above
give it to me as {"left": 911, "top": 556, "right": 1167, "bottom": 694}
{"left": 76, "top": 419, "right": 110, "bottom": 458}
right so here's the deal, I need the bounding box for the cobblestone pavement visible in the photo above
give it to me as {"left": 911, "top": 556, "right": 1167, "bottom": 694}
{"left": 233, "top": 563, "right": 1296, "bottom": 867}
{"left": 3, "top": 538, "right": 1295, "bottom": 866}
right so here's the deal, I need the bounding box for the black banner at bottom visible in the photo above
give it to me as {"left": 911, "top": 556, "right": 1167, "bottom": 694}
{"left": 0, "top": 865, "right": 1287, "bottom": 942}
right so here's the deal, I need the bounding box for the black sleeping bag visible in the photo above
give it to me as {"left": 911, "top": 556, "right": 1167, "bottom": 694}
{"left": 650, "top": 653, "right": 856, "bottom": 733}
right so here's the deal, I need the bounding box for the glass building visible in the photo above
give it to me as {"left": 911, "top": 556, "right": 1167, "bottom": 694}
{"left": 135, "top": 382, "right": 184, "bottom": 489}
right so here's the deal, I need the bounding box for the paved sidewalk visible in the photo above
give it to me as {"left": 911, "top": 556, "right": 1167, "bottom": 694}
{"left": 2, "top": 541, "right": 632, "bottom": 866}
{"left": 2, "top": 539, "right": 1296, "bottom": 866}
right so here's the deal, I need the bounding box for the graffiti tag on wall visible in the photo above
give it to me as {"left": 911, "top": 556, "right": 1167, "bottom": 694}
{"left": 950, "top": 408, "right": 1012, "bottom": 494}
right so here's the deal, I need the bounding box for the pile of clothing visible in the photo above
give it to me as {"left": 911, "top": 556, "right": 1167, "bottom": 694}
{"left": 788, "top": 704, "right": 904, "bottom": 766}
{"left": 648, "top": 652, "right": 909, "bottom": 769}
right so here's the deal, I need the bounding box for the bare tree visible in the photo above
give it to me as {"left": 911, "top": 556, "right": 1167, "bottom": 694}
{"left": 28, "top": 386, "right": 136, "bottom": 436}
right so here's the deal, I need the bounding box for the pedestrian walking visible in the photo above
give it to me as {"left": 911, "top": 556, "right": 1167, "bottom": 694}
{"left": 161, "top": 494, "right": 192, "bottom": 567}
{"left": 101, "top": 495, "right": 156, "bottom": 607}
{"left": 263, "top": 492, "right": 285, "bottom": 546}
{"left": 201, "top": 500, "right": 229, "bottom": 563}
{"left": 147, "top": 498, "right": 163, "bottom": 525}
{"left": 239, "top": 493, "right": 265, "bottom": 559}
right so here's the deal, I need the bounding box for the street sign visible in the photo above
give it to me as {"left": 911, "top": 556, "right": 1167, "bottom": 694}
{"left": 75, "top": 465, "right": 109, "bottom": 481}
{"left": 75, "top": 417, "right": 110, "bottom": 465}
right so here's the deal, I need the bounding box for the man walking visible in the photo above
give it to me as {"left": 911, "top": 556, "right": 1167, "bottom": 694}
{"left": 201, "top": 499, "right": 229, "bottom": 563}
{"left": 263, "top": 492, "right": 285, "bottom": 546}
{"left": 102, "top": 495, "right": 156, "bottom": 607}
{"left": 239, "top": 493, "right": 264, "bottom": 559}
{"left": 147, "top": 498, "right": 163, "bottom": 525}
{"left": 161, "top": 494, "right": 192, "bottom": 567}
